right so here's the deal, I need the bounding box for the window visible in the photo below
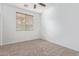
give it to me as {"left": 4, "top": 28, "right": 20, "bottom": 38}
{"left": 16, "top": 12, "right": 33, "bottom": 31}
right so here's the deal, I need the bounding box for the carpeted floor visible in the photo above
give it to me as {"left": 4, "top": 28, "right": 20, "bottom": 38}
{"left": 0, "top": 39, "right": 79, "bottom": 56}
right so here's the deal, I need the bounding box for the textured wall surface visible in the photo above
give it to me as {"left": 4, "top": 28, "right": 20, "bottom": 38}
{"left": 2, "top": 4, "right": 41, "bottom": 45}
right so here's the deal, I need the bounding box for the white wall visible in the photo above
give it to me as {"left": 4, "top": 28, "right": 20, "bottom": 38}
{"left": 41, "top": 3, "right": 79, "bottom": 51}
{"left": 0, "top": 4, "right": 2, "bottom": 45}
{"left": 2, "top": 4, "right": 41, "bottom": 45}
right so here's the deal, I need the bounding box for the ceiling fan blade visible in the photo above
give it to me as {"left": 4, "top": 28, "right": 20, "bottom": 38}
{"left": 34, "top": 4, "right": 36, "bottom": 9}
{"left": 38, "top": 3, "right": 46, "bottom": 7}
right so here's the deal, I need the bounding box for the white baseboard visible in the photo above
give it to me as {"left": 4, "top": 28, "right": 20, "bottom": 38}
{"left": 2, "top": 38, "right": 39, "bottom": 45}
{"left": 43, "top": 37, "right": 79, "bottom": 52}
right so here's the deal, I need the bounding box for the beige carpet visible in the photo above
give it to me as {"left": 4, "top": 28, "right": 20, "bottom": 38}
{"left": 0, "top": 39, "right": 79, "bottom": 56}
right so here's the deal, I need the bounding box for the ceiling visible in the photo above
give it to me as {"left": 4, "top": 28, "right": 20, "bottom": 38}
{"left": 10, "top": 3, "right": 54, "bottom": 13}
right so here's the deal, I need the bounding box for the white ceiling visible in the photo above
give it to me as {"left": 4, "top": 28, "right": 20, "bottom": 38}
{"left": 10, "top": 3, "right": 54, "bottom": 13}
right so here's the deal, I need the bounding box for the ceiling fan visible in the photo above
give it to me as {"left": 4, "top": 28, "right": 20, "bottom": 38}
{"left": 34, "top": 3, "right": 46, "bottom": 9}
{"left": 24, "top": 3, "right": 46, "bottom": 9}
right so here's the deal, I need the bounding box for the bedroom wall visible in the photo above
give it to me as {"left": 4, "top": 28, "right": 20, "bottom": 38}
{"left": 41, "top": 3, "right": 79, "bottom": 51}
{"left": 2, "top": 4, "right": 41, "bottom": 45}
{"left": 0, "top": 4, "right": 2, "bottom": 45}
